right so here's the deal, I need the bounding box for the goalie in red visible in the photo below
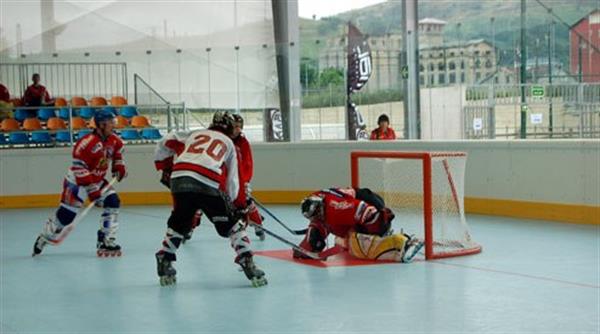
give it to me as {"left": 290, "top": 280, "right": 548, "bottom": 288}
{"left": 295, "top": 187, "right": 423, "bottom": 262}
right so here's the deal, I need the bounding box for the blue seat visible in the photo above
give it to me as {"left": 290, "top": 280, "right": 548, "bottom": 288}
{"left": 120, "top": 129, "right": 141, "bottom": 140}
{"left": 37, "top": 108, "right": 56, "bottom": 121}
{"left": 79, "top": 107, "right": 95, "bottom": 120}
{"left": 120, "top": 106, "right": 138, "bottom": 118}
{"left": 102, "top": 106, "right": 117, "bottom": 116}
{"left": 55, "top": 130, "right": 72, "bottom": 143}
{"left": 14, "top": 108, "right": 33, "bottom": 122}
{"left": 31, "top": 131, "right": 53, "bottom": 144}
{"left": 58, "top": 107, "right": 77, "bottom": 120}
{"left": 0, "top": 133, "right": 5, "bottom": 145}
{"left": 76, "top": 129, "right": 92, "bottom": 140}
{"left": 8, "top": 132, "right": 29, "bottom": 144}
{"left": 141, "top": 128, "right": 162, "bottom": 140}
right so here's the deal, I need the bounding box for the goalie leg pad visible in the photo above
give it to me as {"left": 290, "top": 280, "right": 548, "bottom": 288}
{"left": 348, "top": 232, "right": 409, "bottom": 262}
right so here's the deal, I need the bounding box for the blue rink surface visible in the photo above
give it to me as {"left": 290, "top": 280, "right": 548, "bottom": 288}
{"left": 0, "top": 205, "right": 598, "bottom": 334}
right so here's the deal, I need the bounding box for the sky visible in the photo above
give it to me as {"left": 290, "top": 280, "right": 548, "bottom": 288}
{"left": 298, "top": 0, "right": 387, "bottom": 19}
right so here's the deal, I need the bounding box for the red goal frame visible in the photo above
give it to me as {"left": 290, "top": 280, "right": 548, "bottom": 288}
{"left": 351, "top": 151, "right": 482, "bottom": 260}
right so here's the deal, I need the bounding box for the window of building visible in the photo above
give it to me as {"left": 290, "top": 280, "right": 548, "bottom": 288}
{"left": 485, "top": 60, "right": 493, "bottom": 68}
{"left": 494, "top": 77, "right": 499, "bottom": 84}
{"left": 476, "top": 72, "right": 481, "bottom": 81}
{"left": 439, "top": 52, "right": 444, "bottom": 58}
{"left": 430, "top": 53, "right": 435, "bottom": 58}
{"left": 485, "top": 50, "right": 491, "bottom": 55}
{"left": 461, "top": 61, "right": 465, "bottom": 69}
{"left": 460, "top": 51, "right": 464, "bottom": 56}
{"left": 420, "top": 64, "right": 425, "bottom": 72}
{"left": 449, "top": 52, "right": 455, "bottom": 57}
{"left": 449, "top": 73, "right": 456, "bottom": 84}
{"left": 438, "top": 62, "right": 445, "bottom": 71}
{"left": 449, "top": 61, "right": 456, "bottom": 70}
{"left": 506, "top": 76, "right": 510, "bottom": 84}
{"left": 475, "top": 59, "right": 481, "bottom": 68}
{"left": 429, "top": 74, "right": 434, "bottom": 85}
{"left": 439, "top": 73, "right": 445, "bottom": 84}
{"left": 420, "top": 75, "right": 425, "bottom": 85}
{"left": 474, "top": 50, "right": 480, "bottom": 55}
{"left": 429, "top": 63, "right": 434, "bottom": 71}
{"left": 461, "top": 72, "right": 465, "bottom": 83}
{"left": 371, "top": 39, "right": 377, "bottom": 46}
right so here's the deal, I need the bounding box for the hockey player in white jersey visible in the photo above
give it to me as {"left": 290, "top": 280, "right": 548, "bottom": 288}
{"left": 153, "top": 111, "right": 267, "bottom": 287}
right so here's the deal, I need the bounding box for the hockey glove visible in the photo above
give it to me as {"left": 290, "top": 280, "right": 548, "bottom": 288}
{"left": 112, "top": 164, "right": 127, "bottom": 182}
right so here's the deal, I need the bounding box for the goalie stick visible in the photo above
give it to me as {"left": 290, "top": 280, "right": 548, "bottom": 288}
{"left": 247, "top": 222, "right": 323, "bottom": 260}
{"left": 47, "top": 177, "right": 119, "bottom": 246}
{"left": 251, "top": 198, "right": 308, "bottom": 235}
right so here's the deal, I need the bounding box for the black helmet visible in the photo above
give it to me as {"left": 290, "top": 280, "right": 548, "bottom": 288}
{"left": 300, "top": 195, "right": 324, "bottom": 219}
{"left": 233, "top": 113, "right": 244, "bottom": 128}
{"left": 377, "top": 114, "right": 390, "bottom": 125}
{"left": 210, "top": 111, "right": 235, "bottom": 135}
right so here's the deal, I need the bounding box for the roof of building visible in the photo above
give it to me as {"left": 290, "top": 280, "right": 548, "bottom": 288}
{"left": 419, "top": 18, "right": 447, "bottom": 25}
{"left": 570, "top": 8, "right": 600, "bottom": 28}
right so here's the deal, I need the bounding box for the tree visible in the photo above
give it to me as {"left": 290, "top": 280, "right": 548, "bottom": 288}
{"left": 319, "top": 67, "right": 344, "bottom": 87}
{"left": 300, "top": 58, "right": 318, "bottom": 89}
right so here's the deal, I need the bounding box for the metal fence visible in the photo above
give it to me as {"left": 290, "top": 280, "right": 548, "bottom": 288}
{"left": 134, "top": 73, "right": 186, "bottom": 132}
{"left": 0, "top": 62, "right": 128, "bottom": 100}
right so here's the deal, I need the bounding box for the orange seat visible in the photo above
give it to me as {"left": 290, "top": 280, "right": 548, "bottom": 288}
{"left": 111, "top": 96, "right": 128, "bottom": 106}
{"left": 70, "top": 117, "right": 87, "bottom": 130}
{"left": 1, "top": 118, "right": 20, "bottom": 132}
{"left": 131, "top": 115, "right": 150, "bottom": 128}
{"left": 90, "top": 96, "right": 107, "bottom": 106}
{"left": 115, "top": 115, "right": 129, "bottom": 129}
{"left": 55, "top": 97, "right": 67, "bottom": 107}
{"left": 47, "top": 117, "right": 67, "bottom": 130}
{"left": 23, "top": 118, "right": 42, "bottom": 131}
{"left": 71, "top": 96, "right": 87, "bottom": 107}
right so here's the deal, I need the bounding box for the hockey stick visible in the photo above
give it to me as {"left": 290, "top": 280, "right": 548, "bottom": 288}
{"left": 47, "top": 177, "right": 119, "bottom": 245}
{"left": 251, "top": 198, "right": 308, "bottom": 235}
{"left": 248, "top": 222, "right": 322, "bottom": 260}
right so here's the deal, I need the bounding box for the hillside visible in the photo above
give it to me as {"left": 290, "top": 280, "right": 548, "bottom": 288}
{"left": 300, "top": 0, "right": 599, "bottom": 68}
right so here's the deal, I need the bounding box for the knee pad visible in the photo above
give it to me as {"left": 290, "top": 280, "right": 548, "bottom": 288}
{"left": 56, "top": 206, "right": 77, "bottom": 226}
{"left": 103, "top": 193, "right": 120, "bottom": 209}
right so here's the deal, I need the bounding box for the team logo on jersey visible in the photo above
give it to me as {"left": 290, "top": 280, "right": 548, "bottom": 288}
{"left": 91, "top": 142, "right": 103, "bottom": 154}
{"left": 329, "top": 200, "right": 353, "bottom": 210}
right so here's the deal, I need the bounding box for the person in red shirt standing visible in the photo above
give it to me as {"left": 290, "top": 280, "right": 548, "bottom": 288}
{"left": 33, "top": 108, "right": 127, "bottom": 257}
{"left": 370, "top": 114, "right": 396, "bottom": 140}
{"left": 23, "top": 73, "right": 55, "bottom": 107}
{"left": 295, "top": 187, "right": 423, "bottom": 262}
{"left": 0, "top": 83, "right": 10, "bottom": 102}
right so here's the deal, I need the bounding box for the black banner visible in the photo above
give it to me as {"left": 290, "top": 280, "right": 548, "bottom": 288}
{"left": 346, "top": 22, "right": 372, "bottom": 140}
{"left": 263, "top": 108, "right": 285, "bottom": 142}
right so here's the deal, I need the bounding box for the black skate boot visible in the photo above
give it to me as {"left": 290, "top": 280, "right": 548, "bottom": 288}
{"left": 236, "top": 254, "right": 267, "bottom": 287}
{"left": 182, "top": 230, "right": 193, "bottom": 244}
{"left": 254, "top": 226, "right": 266, "bottom": 241}
{"left": 155, "top": 252, "right": 177, "bottom": 286}
{"left": 32, "top": 235, "right": 48, "bottom": 257}
{"left": 96, "top": 230, "right": 122, "bottom": 257}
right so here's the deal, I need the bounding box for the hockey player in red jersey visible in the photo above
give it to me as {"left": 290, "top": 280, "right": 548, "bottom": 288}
{"left": 183, "top": 114, "right": 266, "bottom": 242}
{"left": 153, "top": 111, "right": 267, "bottom": 287}
{"left": 295, "top": 187, "right": 423, "bottom": 262}
{"left": 32, "top": 107, "right": 127, "bottom": 257}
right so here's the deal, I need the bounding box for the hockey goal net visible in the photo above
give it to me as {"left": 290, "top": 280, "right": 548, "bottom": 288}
{"left": 351, "top": 151, "right": 481, "bottom": 260}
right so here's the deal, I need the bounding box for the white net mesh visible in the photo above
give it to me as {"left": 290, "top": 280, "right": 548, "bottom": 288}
{"left": 355, "top": 152, "right": 479, "bottom": 258}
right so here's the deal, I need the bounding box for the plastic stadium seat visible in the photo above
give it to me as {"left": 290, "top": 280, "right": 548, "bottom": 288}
{"left": 55, "top": 130, "right": 72, "bottom": 143}
{"left": 8, "top": 132, "right": 28, "bottom": 144}
{"left": 47, "top": 117, "right": 67, "bottom": 130}
{"left": 14, "top": 108, "right": 32, "bottom": 122}
{"left": 141, "top": 128, "right": 162, "bottom": 140}
{"left": 131, "top": 115, "right": 150, "bottom": 128}
{"left": 23, "top": 118, "right": 42, "bottom": 131}
{"left": 115, "top": 115, "right": 129, "bottom": 129}
{"left": 79, "top": 107, "right": 95, "bottom": 120}
{"left": 120, "top": 129, "right": 141, "bottom": 140}
{"left": 31, "top": 131, "right": 52, "bottom": 144}
{"left": 103, "top": 106, "right": 117, "bottom": 115}
{"left": 76, "top": 129, "right": 92, "bottom": 140}
{"left": 70, "top": 117, "right": 87, "bottom": 130}
{"left": 90, "top": 96, "right": 108, "bottom": 106}
{"left": 37, "top": 108, "right": 56, "bottom": 121}
{"left": 54, "top": 97, "right": 68, "bottom": 107}
{"left": 1, "top": 118, "right": 20, "bottom": 132}
{"left": 111, "top": 96, "right": 128, "bottom": 106}
{"left": 71, "top": 96, "right": 87, "bottom": 107}
{"left": 58, "top": 107, "right": 74, "bottom": 120}
{"left": 120, "top": 106, "right": 138, "bottom": 118}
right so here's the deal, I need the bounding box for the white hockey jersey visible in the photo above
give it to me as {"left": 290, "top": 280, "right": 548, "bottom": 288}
{"left": 154, "top": 129, "right": 240, "bottom": 203}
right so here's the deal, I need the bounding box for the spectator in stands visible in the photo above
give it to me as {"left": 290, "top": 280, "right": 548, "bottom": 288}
{"left": 23, "top": 73, "right": 54, "bottom": 108}
{"left": 370, "top": 114, "right": 396, "bottom": 140}
{"left": 0, "top": 83, "right": 13, "bottom": 121}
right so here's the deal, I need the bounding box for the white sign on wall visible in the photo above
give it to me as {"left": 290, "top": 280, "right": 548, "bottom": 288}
{"left": 473, "top": 118, "right": 483, "bottom": 131}
{"left": 531, "top": 113, "right": 543, "bottom": 124}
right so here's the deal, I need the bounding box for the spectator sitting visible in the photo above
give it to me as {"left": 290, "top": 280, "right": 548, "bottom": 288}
{"left": 0, "top": 83, "right": 13, "bottom": 121}
{"left": 23, "top": 73, "right": 55, "bottom": 109}
{"left": 370, "top": 114, "right": 396, "bottom": 140}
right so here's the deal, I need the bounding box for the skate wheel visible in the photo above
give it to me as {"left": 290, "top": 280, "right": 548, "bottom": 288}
{"left": 251, "top": 277, "right": 268, "bottom": 288}
{"left": 159, "top": 276, "right": 176, "bottom": 286}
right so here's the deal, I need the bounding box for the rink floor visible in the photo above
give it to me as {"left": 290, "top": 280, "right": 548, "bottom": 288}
{"left": 1, "top": 205, "right": 598, "bottom": 333}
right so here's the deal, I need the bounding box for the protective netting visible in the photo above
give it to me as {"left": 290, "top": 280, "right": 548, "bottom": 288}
{"left": 355, "top": 152, "right": 480, "bottom": 259}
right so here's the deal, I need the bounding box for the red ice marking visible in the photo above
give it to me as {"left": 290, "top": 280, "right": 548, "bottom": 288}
{"left": 254, "top": 249, "right": 399, "bottom": 268}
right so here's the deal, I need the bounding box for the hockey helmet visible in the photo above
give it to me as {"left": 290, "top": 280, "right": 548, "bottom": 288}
{"left": 93, "top": 107, "right": 116, "bottom": 125}
{"left": 232, "top": 113, "right": 244, "bottom": 127}
{"left": 301, "top": 195, "right": 324, "bottom": 219}
{"left": 210, "top": 111, "right": 236, "bottom": 135}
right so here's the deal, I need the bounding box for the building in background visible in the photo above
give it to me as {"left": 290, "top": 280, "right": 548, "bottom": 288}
{"left": 569, "top": 9, "right": 600, "bottom": 82}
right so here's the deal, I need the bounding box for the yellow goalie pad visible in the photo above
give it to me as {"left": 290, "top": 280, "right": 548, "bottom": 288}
{"left": 347, "top": 231, "right": 408, "bottom": 262}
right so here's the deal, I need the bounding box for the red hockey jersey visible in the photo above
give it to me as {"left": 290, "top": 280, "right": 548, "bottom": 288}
{"left": 233, "top": 134, "right": 253, "bottom": 184}
{"left": 67, "top": 132, "right": 125, "bottom": 186}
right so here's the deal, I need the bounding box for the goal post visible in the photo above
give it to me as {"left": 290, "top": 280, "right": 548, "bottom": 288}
{"left": 351, "top": 151, "right": 482, "bottom": 260}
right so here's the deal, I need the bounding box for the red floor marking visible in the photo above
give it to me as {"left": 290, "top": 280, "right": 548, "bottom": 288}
{"left": 254, "top": 249, "right": 399, "bottom": 268}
